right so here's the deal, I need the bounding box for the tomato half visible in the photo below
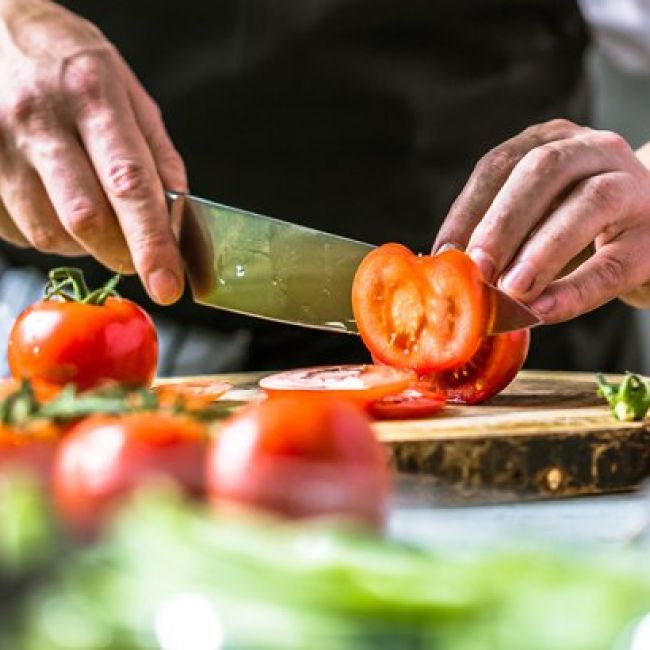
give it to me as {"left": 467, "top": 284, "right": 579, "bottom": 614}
{"left": 259, "top": 364, "right": 415, "bottom": 407}
{"left": 352, "top": 244, "right": 490, "bottom": 373}
{"left": 53, "top": 412, "right": 207, "bottom": 536}
{"left": 8, "top": 296, "right": 158, "bottom": 390}
{"left": 206, "top": 395, "right": 390, "bottom": 528}
{"left": 422, "top": 329, "right": 530, "bottom": 405}
{"left": 368, "top": 387, "right": 446, "bottom": 420}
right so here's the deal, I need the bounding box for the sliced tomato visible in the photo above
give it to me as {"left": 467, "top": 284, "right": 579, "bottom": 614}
{"left": 369, "top": 387, "right": 446, "bottom": 420}
{"left": 153, "top": 379, "right": 232, "bottom": 410}
{"left": 422, "top": 329, "right": 530, "bottom": 405}
{"left": 352, "top": 244, "right": 490, "bottom": 373}
{"left": 259, "top": 364, "right": 415, "bottom": 407}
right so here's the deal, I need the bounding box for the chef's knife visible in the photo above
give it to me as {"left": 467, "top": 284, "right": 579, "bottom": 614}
{"left": 171, "top": 192, "right": 541, "bottom": 335}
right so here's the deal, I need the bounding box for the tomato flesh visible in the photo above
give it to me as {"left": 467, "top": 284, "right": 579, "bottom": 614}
{"left": 352, "top": 244, "right": 490, "bottom": 373}
{"left": 8, "top": 297, "right": 158, "bottom": 390}
{"left": 369, "top": 387, "right": 446, "bottom": 420}
{"left": 422, "top": 329, "right": 530, "bottom": 405}
{"left": 207, "top": 395, "right": 390, "bottom": 528}
{"left": 259, "top": 364, "right": 415, "bottom": 406}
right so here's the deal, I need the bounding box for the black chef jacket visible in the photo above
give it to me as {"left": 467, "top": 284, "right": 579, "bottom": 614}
{"left": 3, "top": 1, "right": 640, "bottom": 372}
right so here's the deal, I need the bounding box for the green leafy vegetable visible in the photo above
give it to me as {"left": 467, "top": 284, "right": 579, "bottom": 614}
{"left": 597, "top": 373, "right": 650, "bottom": 421}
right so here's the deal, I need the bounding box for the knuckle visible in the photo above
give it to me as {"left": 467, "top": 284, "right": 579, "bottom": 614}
{"left": 61, "top": 50, "right": 109, "bottom": 107}
{"left": 584, "top": 175, "right": 626, "bottom": 217}
{"left": 476, "top": 148, "right": 515, "bottom": 180}
{"left": 106, "top": 160, "right": 151, "bottom": 200}
{"left": 546, "top": 117, "right": 577, "bottom": 133}
{"left": 3, "top": 88, "right": 48, "bottom": 129}
{"left": 63, "top": 200, "right": 102, "bottom": 237}
{"left": 595, "top": 129, "right": 630, "bottom": 155}
{"left": 592, "top": 254, "right": 626, "bottom": 293}
{"left": 27, "top": 228, "right": 62, "bottom": 253}
{"left": 522, "top": 143, "right": 563, "bottom": 175}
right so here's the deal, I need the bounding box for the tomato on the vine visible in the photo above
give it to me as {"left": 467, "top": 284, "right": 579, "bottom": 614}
{"left": 352, "top": 244, "right": 490, "bottom": 373}
{"left": 422, "top": 329, "right": 530, "bottom": 405}
{"left": 8, "top": 267, "right": 158, "bottom": 391}
{"left": 206, "top": 395, "right": 390, "bottom": 528}
{"left": 53, "top": 412, "right": 207, "bottom": 536}
{"left": 259, "top": 364, "right": 415, "bottom": 407}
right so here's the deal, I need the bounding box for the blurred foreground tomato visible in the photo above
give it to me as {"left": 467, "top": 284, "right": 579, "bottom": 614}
{"left": 53, "top": 412, "right": 207, "bottom": 537}
{"left": 207, "top": 396, "right": 390, "bottom": 529}
{"left": 8, "top": 267, "right": 158, "bottom": 390}
{"left": 0, "top": 424, "right": 59, "bottom": 480}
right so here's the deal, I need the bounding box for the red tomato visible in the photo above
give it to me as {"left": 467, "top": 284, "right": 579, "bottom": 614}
{"left": 0, "top": 422, "right": 59, "bottom": 479}
{"left": 368, "top": 387, "right": 446, "bottom": 420}
{"left": 422, "top": 329, "right": 530, "bottom": 405}
{"left": 259, "top": 364, "right": 415, "bottom": 407}
{"left": 8, "top": 297, "right": 158, "bottom": 390}
{"left": 353, "top": 244, "right": 491, "bottom": 373}
{"left": 53, "top": 412, "right": 207, "bottom": 536}
{"left": 206, "top": 395, "right": 390, "bottom": 528}
{"left": 0, "top": 377, "right": 61, "bottom": 402}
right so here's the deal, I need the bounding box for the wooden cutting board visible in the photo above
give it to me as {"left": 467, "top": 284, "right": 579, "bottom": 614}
{"left": 163, "top": 370, "right": 650, "bottom": 504}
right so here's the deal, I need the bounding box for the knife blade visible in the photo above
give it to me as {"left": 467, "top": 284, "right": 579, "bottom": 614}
{"left": 172, "top": 192, "right": 541, "bottom": 335}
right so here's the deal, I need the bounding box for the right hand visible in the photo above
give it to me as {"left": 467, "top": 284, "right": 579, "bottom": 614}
{"left": 0, "top": 0, "right": 187, "bottom": 304}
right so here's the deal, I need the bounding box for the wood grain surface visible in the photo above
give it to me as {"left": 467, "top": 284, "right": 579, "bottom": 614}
{"left": 159, "top": 370, "right": 650, "bottom": 504}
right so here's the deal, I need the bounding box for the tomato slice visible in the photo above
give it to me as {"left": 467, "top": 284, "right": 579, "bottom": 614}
{"left": 259, "top": 364, "right": 415, "bottom": 406}
{"left": 422, "top": 329, "right": 530, "bottom": 405}
{"left": 153, "top": 379, "right": 232, "bottom": 409}
{"left": 352, "top": 244, "right": 490, "bottom": 373}
{"left": 368, "top": 387, "right": 446, "bottom": 420}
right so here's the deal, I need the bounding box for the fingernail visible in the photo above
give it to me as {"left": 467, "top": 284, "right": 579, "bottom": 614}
{"left": 467, "top": 247, "right": 495, "bottom": 283}
{"left": 435, "top": 242, "right": 460, "bottom": 254}
{"left": 147, "top": 267, "right": 181, "bottom": 304}
{"left": 530, "top": 292, "right": 555, "bottom": 315}
{"left": 501, "top": 261, "right": 535, "bottom": 296}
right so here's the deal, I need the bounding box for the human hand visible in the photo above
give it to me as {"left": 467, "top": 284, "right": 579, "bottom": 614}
{"left": 0, "top": 0, "right": 187, "bottom": 304}
{"left": 433, "top": 119, "right": 650, "bottom": 323}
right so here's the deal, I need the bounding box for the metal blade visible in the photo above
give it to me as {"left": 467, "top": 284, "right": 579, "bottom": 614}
{"left": 172, "top": 191, "right": 542, "bottom": 336}
{"left": 174, "top": 192, "right": 372, "bottom": 334}
{"left": 485, "top": 283, "right": 542, "bottom": 334}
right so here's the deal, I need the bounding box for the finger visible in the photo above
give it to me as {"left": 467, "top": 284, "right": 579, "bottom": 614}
{"left": 528, "top": 237, "right": 649, "bottom": 323}
{"left": 433, "top": 119, "right": 586, "bottom": 254}
{"left": 0, "top": 197, "right": 30, "bottom": 248}
{"left": 24, "top": 127, "right": 135, "bottom": 273}
{"left": 64, "top": 50, "right": 184, "bottom": 304}
{"left": 498, "top": 171, "right": 628, "bottom": 301}
{"left": 464, "top": 130, "right": 622, "bottom": 282}
{"left": 127, "top": 72, "right": 187, "bottom": 238}
{"left": 0, "top": 163, "right": 84, "bottom": 255}
{"left": 126, "top": 67, "right": 188, "bottom": 194}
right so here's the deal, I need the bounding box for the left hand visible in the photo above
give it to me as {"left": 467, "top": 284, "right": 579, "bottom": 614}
{"left": 433, "top": 118, "right": 650, "bottom": 323}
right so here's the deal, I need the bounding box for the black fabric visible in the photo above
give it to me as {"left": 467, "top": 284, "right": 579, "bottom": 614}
{"left": 3, "top": 1, "right": 640, "bottom": 371}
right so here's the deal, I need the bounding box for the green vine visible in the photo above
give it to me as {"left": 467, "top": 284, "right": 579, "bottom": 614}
{"left": 44, "top": 267, "right": 121, "bottom": 305}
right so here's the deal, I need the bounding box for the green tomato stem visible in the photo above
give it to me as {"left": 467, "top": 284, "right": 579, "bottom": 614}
{"left": 44, "top": 267, "right": 121, "bottom": 305}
